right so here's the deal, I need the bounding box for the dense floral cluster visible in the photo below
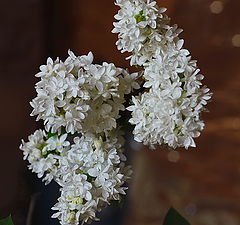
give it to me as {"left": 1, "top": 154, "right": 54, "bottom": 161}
{"left": 20, "top": 0, "right": 211, "bottom": 224}
{"left": 30, "top": 51, "right": 138, "bottom": 134}
{"left": 20, "top": 51, "right": 138, "bottom": 225}
{"left": 112, "top": 0, "right": 180, "bottom": 66}
{"left": 113, "top": 0, "right": 211, "bottom": 149}
{"left": 52, "top": 133, "right": 131, "bottom": 225}
{"left": 20, "top": 130, "right": 70, "bottom": 184}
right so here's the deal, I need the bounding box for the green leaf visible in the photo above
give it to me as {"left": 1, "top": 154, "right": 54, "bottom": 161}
{"left": 163, "top": 207, "right": 191, "bottom": 225}
{"left": 47, "top": 132, "right": 58, "bottom": 139}
{"left": 134, "top": 10, "right": 146, "bottom": 23}
{"left": 0, "top": 215, "right": 14, "bottom": 225}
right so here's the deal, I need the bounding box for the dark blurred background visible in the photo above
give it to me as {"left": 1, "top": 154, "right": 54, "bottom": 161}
{"left": 0, "top": 0, "right": 240, "bottom": 225}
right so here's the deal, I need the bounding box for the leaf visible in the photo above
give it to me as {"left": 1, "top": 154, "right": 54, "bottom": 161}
{"left": 0, "top": 215, "right": 14, "bottom": 225}
{"left": 163, "top": 207, "right": 191, "bottom": 225}
{"left": 47, "top": 132, "right": 58, "bottom": 139}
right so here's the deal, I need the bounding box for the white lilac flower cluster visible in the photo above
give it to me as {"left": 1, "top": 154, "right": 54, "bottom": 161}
{"left": 20, "top": 1, "right": 212, "bottom": 224}
{"left": 52, "top": 133, "right": 131, "bottom": 224}
{"left": 20, "top": 51, "right": 138, "bottom": 225}
{"left": 20, "top": 130, "right": 70, "bottom": 184}
{"left": 113, "top": 0, "right": 212, "bottom": 149}
{"left": 30, "top": 51, "right": 138, "bottom": 134}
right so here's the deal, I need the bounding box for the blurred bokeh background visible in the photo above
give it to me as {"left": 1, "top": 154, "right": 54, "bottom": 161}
{"left": 0, "top": 0, "right": 240, "bottom": 225}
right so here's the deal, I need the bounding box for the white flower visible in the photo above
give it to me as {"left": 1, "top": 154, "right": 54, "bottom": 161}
{"left": 19, "top": 1, "right": 214, "bottom": 225}
{"left": 112, "top": 0, "right": 183, "bottom": 66}
{"left": 52, "top": 132, "right": 131, "bottom": 224}
{"left": 35, "top": 57, "right": 59, "bottom": 78}
{"left": 114, "top": 0, "right": 212, "bottom": 149}
{"left": 30, "top": 51, "right": 139, "bottom": 134}
{"left": 127, "top": 78, "right": 211, "bottom": 149}
{"left": 112, "top": 0, "right": 159, "bottom": 55}
{"left": 52, "top": 174, "right": 95, "bottom": 225}
{"left": 20, "top": 130, "right": 70, "bottom": 184}
{"left": 45, "top": 133, "right": 70, "bottom": 153}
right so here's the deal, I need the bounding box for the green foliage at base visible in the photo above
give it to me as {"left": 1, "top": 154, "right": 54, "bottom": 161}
{"left": 0, "top": 207, "right": 190, "bottom": 225}
{"left": 0, "top": 216, "right": 14, "bottom": 225}
{"left": 163, "top": 207, "right": 191, "bottom": 225}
